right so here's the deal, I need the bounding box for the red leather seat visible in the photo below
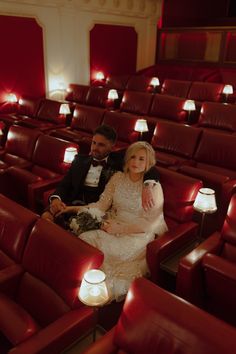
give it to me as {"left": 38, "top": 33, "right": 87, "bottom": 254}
{"left": 0, "top": 218, "right": 103, "bottom": 353}
{"left": 197, "top": 101, "right": 236, "bottom": 134}
{"left": 177, "top": 193, "right": 236, "bottom": 326}
{"left": 120, "top": 90, "right": 153, "bottom": 115}
{"left": 0, "top": 125, "right": 42, "bottom": 172}
{"left": 147, "top": 167, "right": 202, "bottom": 284}
{"left": 84, "top": 277, "right": 236, "bottom": 354}
{"left": 125, "top": 75, "right": 153, "bottom": 92}
{"left": 0, "top": 194, "right": 38, "bottom": 271}
{"left": 161, "top": 78, "right": 191, "bottom": 98}
{"left": 151, "top": 120, "right": 202, "bottom": 168}
{"left": 65, "top": 83, "right": 90, "bottom": 104}
{"left": 1, "top": 135, "right": 78, "bottom": 210}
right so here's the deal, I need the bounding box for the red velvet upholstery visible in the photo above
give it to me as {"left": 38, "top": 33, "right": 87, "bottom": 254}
{"left": 151, "top": 121, "right": 202, "bottom": 168}
{"left": 187, "top": 81, "right": 224, "bottom": 102}
{"left": 120, "top": 90, "right": 153, "bottom": 115}
{"left": 177, "top": 194, "right": 236, "bottom": 326}
{"left": 0, "top": 125, "right": 41, "bottom": 171}
{"left": 125, "top": 75, "right": 153, "bottom": 92}
{"left": 65, "top": 83, "right": 90, "bottom": 104}
{"left": 147, "top": 167, "right": 202, "bottom": 283}
{"left": 197, "top": 101, "right": 236, "bottom": 134}
{"left": 161, "top": 79, "right": 191, "bottom": 98}
{"left": 0, "top": 218, "right": 103, "bottom": 353}
{"left": 1, "top": 135, "right": 78, "bottom": 210}
{"left": 84, "top": 277, "right": 236, "bottom": 354}
{"left": 0, "top": 194, "right": 38, "bottom": 269}
{"left": 149, "top": 94, "right": 188, "bottom": 122}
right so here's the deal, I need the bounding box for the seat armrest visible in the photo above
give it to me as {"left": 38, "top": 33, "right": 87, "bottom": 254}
{"left": 83, "top": 327, "right": 118, "bottom": 354}
{"left": 146, "top": 221, "right": 198, "bottom": 283}
{"left": 0, "top": 265, "right": 23, "bottom": 295}
{"left": 9, "top": 307, "right": 94, "bottom": 354}
{"left": 176, "top": 232, "right": 221, "bottom": 304}
{"left": 28, "top": 176, "right": 63, "bottom": 211}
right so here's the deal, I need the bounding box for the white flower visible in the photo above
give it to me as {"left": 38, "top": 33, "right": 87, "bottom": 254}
{"left": 70, "top": 217, "right": 80, "bottom": 234}
{"left": 78, "top": 207, "right": 105, "bottom": 222}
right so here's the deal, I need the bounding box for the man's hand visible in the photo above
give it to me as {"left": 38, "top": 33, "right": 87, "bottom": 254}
{"left": 50, "top": 198, "right": 66, "bottom": 216}
{"left": 142, "top": 184, "right": 156, "bottom": 212}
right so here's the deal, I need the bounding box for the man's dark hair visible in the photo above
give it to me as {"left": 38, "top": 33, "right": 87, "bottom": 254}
{"left": 94, "top": 124, "right": 117, "bottom": 143}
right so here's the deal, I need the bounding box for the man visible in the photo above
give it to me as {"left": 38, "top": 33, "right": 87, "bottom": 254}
{"left": 42, "top": 124, "right": 158, "bottom": 222}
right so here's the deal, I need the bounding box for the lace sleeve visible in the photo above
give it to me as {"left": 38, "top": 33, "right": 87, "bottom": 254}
{"left": 88, "top": 172, "right": 121, "bottom": 212}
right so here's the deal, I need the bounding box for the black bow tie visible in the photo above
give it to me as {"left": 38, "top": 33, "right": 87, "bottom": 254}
{"left": 91, "top": 159, "right": 107, "bottom": 167}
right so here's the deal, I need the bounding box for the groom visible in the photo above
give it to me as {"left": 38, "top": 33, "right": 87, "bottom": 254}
{"left": 42, "top": 124, "right": 159, "bottom": 222}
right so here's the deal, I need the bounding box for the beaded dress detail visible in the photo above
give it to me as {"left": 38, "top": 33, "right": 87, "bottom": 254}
{"left": 79, "top": 171, "right": 167, "bottom": 301}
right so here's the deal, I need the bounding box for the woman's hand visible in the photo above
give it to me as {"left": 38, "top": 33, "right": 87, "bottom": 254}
{"left": 101, "top": 219, "right": 124, "bottom": 234}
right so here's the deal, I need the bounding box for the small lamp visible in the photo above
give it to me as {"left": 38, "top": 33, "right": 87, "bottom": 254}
{"left": 63, "top": 147, "right": 78, "bottom": 164}
{"left": 193, "top": 188, "right": 217, "bottom": 241}
{"left": 107, "top": 89, "right": 118, "bottom": 100}
{"left": 150, "top": 77, "right": 160, "bottom": 93}
{"left": 222, "top": 84, "right": 233, "bottom": 103}
{"left": 59, "top": 103, "right": 70, "bottom": 115}
{"left": 79, "top": 269, "right": 109, "bottom": 342}
{"left": 183, "top": 99, "right": 196, "bottom": 123}
{"left": 107, "top": 89, "right": 119, "bottom": 110}
{"left": 134, "top": 119, "right": 149, "bottom": 140}
{"left": 95, "top": 72, "right": 105, "bottom": 81}
{"left": 7, "top": 93, "right": 18, "bottom": 103}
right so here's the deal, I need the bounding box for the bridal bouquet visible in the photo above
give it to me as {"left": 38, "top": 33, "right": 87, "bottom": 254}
{"left": 69, "top": 207, "right": 105, "bottom": 236}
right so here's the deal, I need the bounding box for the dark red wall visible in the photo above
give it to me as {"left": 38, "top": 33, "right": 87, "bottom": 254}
{"left": 162, "top": 0, "right": 229, "bottom": 27}
{"left": 90, "top": 24, "right": 137, "bottom": 80}
{"left": 0, "top": 15, "right": 45, "bottom": 107}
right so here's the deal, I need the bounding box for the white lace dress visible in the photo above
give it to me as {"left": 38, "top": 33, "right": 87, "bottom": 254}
{"left": 79, "top": 172, "right": 168, "bottom": 301}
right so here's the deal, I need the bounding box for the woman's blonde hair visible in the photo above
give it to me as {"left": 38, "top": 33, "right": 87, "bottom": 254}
{"left": 124, "top": 141, "right": 156, "bottom": 174}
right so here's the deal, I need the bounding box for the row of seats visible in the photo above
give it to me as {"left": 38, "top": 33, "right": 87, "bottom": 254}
{"left": 0, "top": 125, "right": 78, "bottom": 210}
{"left": 84, "top": 277, "right": 236, "bottom": 354}
{"left": 0, "top": 194, "right": 103, "bottom": 353}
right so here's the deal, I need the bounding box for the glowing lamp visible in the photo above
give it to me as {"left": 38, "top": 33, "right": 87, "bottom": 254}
{"left": 59, "top": 103, "right": 70, "bottom": 115}
{"left": 95, "top": 72, "right": 105, "bottom": 81}
{"left": 63, "top": 147, "right": 78, "bottom": 164}
{"left": 193, "top": 188, "right": 217, "bottom": 240}
{"left": 183, "top": 99, "right": 196, "bottom": 112}
{"left": 223, "top": 84, "right": 233, "bottom": 95}
{"left": 135, "top": 119, "right": 148, "bottom": 140}
{"left": 150, "top": 77, "right": 160, "bottom": 87}
{"left": 108, "top": 89, "right": 118, "bottom": 100}
{"left": 78, "top": 269, "right": 109, "bottom": 307}
{"left": 7, "top": 93, "right": 18, "bottom": 103}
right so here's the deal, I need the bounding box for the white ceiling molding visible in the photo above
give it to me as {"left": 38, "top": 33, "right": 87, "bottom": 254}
{"left": 0, "top": 0, "right": 161, "bottom": 19}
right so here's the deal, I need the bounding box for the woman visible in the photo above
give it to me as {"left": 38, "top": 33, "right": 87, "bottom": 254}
{"left": 59, "top": 141, "right": 167, "bottom": 301}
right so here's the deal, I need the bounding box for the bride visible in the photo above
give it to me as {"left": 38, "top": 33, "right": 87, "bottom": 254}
{"left": 59, "top": 141, "right": 167, "bottom": 301}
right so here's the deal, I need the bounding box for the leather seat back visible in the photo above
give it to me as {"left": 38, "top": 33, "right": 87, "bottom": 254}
{"left": 161, "top": 79, "right": 191, "bottom": 98}
{"left": 158, "top": 167, "right": 202, "bottom": 223}
{"left": 18, "top": 219, "right": 103, "bottom": 326}
{"left": 149, "top": 94, "right": 188, "bottom": 122}
{"left": 120, "top": 90, "right": 153, "bottom": 115}
{"left": 71, "top": 105, "right": 105, "bottom": 132}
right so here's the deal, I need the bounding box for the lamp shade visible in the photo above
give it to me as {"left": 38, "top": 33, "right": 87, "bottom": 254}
{"left": 95, "top": 71, "right": 105, "bottom": 81}
{"left": 223, "top": 84, "right": 233, "bottom": 95}
{"left": 193, "top": 188, "right": 217, "bottom": 214}
{"left": 63, "top": 147, "right": 78, "bottom": 164}
{"left": 78, "top": 269, "right": 109, "bottom": 307}
{"left": 108, "top": 89, "right": 118, "bottom": 100}
{"left": 134, "top": 119, "right": 148, "bottom": 133}
{"left": 0, "top": 128, "right": 3, "bottom": 136}
{"left": 150, "top": 77, "right": 160, "bottom": 87}
{"left": 59, "top": 103, "right": 70, "bottom": 115}
{"left": 7, "top": 93, "right": 18, "bottom": 103}
{"left": 183, "top": 99, "right": 196, "bottom": 111}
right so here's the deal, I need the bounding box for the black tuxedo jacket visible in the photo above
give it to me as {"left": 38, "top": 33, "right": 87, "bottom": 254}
{"left": 52, "top": 152, "right": 159, "bottom": 205}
